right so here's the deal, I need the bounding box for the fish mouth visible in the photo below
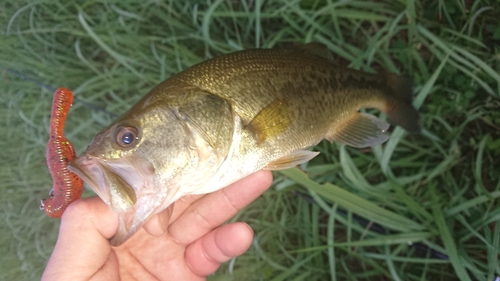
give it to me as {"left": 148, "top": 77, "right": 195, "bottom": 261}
{"left": 68, "top": 154, "right": 162, "bottom": 246}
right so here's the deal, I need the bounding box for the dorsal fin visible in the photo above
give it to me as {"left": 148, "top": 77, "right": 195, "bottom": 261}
{"left": 296, "top": 42, "right": 334, "bottom": 60}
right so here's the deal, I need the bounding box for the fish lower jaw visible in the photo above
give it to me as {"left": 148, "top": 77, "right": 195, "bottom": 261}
{"left": 110, "top": 190, "right": 170, "bottom": 246}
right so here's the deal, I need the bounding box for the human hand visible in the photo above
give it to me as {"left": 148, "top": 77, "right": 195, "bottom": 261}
{"left": 41, "top": 170, "right": 273, "bottom": 281}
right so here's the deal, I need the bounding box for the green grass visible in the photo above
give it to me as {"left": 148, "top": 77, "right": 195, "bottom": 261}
{"left": 1, "top": 0, "right": 499, "bottom": 280}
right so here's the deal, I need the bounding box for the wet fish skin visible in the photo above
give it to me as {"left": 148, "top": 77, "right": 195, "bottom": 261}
{"left": 68, "top": 43, "right": 420, "bottom": 245}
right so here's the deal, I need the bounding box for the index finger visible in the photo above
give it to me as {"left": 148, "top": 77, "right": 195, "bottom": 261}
{"left": 41, "top": 197, "right": 119, "bottom": 280}
{"left": 168, "top": 170, "right": 273, "bottom": 245}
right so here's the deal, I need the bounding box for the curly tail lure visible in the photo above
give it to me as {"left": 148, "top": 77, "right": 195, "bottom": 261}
{"left": 40, "top": 88, "right": 84, "bottom": 218}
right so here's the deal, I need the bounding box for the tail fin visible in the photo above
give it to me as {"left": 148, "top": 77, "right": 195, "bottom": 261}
{"left": 383, "top": 72, "right": 422, "bottom": 133}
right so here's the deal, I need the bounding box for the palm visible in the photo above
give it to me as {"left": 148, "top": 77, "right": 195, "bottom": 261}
{"left": 112, "top": 227, "right": 199, "bottom": 280}
{"left": 42, "top": 171, "right": 272, "bottom": 281}
{"left": 111, "top": 195, "right": 210, "bottom": 281}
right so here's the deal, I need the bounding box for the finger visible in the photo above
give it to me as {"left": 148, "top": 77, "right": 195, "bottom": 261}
{"left": 41, "top": 197, "right": 119, "bottom": 280}
{"left": 142, "top": 192, "right": 205, "bottom": 237}
{"left": 185, "top": 222, "right": 254, "bottom": 277}
{"left": 142, "top": 204, "right": 172, "bottom": 237}
{"left": 169, "top": 170, "right": 272, "bottom": 245}
{"left": 168, "top": 194, "right": 204, "bottom": 223}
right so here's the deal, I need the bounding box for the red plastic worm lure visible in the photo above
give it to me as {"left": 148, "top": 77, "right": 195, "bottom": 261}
{"left": 40, "top": 88, "right": 84, "bottom": 218}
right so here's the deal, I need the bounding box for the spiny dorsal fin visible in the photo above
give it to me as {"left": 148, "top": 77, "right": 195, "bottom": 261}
{"left": 248, "top": 98, "right": 292, "bottom": 143}
{"left": 296, "top": 42, "right": 334, "bottom": 60}
{"left": 264, "top": 150, "right": 320, "bottom": 170}
{"left": 328, "top": 112, "right": 390, "bottom": 148}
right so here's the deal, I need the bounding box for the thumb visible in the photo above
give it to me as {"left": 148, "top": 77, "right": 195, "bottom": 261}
{"left": 42, "top": 197, "right": 119, "bottom": 281}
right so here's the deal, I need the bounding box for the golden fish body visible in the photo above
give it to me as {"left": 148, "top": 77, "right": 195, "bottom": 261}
{"left": 69, "top": 43, "right": 420, "bottom": 245}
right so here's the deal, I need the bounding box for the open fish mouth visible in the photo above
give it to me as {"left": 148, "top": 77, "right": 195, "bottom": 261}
{"left": 68, "top": 155, "right": 138, "bottom": 211}
{"left": 68, "top": 154, "right": 162, "bottom": 245}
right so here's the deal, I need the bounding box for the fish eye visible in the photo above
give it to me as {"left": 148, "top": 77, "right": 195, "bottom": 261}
{"left": 115, "top": 126, "right": 139, "bottom": 148}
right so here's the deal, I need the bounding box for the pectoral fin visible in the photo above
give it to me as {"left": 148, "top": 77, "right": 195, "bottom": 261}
{"left": 328, "top": 112, "right": 389, "bottom": 148}
{"left": 264, "top": 150, "right": 320, "bottom": 170}
{"left": 248, "top": 99, "right": 292, "bottom": 143}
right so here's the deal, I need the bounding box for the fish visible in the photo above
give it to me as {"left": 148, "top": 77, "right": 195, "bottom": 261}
{"left": 68, "top": 43, "right": 421, "bottom": 246}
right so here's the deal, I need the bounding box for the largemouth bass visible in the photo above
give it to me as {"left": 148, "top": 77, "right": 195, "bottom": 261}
{"left": 68, "top": 43, "right": 420, "bottom": 245}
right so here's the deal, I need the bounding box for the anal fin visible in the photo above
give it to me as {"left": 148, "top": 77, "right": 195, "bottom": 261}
{"left": 328, "top": 112, "right": 390, "bottom": 148}
{"left": 264, "top": 150, "right": 320, "bottom": 170}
